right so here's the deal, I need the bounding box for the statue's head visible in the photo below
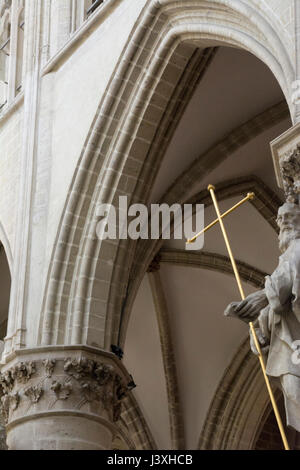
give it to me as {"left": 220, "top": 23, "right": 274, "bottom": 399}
{"left": 277, "top": 202, "right": 300, "bottom": 253}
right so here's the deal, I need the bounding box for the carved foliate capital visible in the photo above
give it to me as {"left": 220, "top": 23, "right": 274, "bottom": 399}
{"left": 0, "top": 350, "right": 129, "bottom": 427}
{"left": 24, "top": 386, "right": 43, "bottom": 404}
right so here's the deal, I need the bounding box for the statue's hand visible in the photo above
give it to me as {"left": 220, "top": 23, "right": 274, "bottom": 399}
{"left": 224, "top": 290, "right": 268, "bottom": 324}
{"left": 250, "top": 327, "right": 270, "bottom": 356}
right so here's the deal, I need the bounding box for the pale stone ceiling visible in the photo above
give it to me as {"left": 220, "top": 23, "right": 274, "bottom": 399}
{"left": 151, "top": 46, "right": 289, "bottom": 202}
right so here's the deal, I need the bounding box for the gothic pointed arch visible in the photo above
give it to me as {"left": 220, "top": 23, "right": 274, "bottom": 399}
{"left": 37, "top": 0, "right": 294, "bottom": 360}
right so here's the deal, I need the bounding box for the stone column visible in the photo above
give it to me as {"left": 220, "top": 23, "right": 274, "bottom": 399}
{"left": 0, "top": 346, "right": 131, "bottom": 450}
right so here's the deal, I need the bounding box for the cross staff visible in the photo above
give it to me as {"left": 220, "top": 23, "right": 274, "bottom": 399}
{"left": 187, "top": 185, "right": 290, "bottom": 451}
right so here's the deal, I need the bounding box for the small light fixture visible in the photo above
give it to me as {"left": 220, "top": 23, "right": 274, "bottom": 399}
{"left": 111, "top": 344, "right": 124, "bottom": 360}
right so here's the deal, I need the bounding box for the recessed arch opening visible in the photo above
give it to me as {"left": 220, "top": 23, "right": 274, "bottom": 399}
{"left": 120, "top": 43, "right": 292, "bottom": 449}
{"left": 37, "top": 1, "right": 295, "bottom": 449}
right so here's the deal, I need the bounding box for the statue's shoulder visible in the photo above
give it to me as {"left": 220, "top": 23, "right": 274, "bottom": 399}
{"left": 286, "top": 239, "right": 300, "bottom": 266}
{"left": 290, "top": 238, "right": 300, "bottom": 253}
{"left": 278, "top": 239, "right": 300, "bottom": 262}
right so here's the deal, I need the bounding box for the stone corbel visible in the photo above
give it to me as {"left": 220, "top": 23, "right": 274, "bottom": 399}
{"left": 271, "top": 122, "right": 300, "bottom": 202}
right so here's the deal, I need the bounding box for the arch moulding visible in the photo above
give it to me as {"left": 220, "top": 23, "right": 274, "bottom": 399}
{"left": 35, "top": 0, "right": 294, "bottom": 357}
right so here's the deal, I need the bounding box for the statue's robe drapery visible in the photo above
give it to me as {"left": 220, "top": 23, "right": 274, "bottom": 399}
{"left": 257, "top": 238, "right": 300, "bottom": 430}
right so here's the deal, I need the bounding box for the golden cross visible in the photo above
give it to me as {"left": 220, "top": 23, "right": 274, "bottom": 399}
{"left": 187, "top": 184, "right": 289, "bottom": 451}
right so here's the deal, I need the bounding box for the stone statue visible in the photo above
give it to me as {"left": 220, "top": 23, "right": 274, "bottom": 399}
{"left": 225, "top": 201, "right": 300, "bottom": 432}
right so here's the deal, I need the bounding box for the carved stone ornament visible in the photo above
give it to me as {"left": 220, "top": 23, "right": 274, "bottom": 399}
{"left": 63, "top": 358, "right": 126, "bottom": 422}
{"left": 280, "top": 144, "right": 300, "bottom": 204}
{"left": 0, "top": 354, "right": 128, "bottom": 426}
{"left": 50, "top": 380, "right": 72, "bottom": 400}
{"left": 12, "top": 362, "right": 36, "bottom": 384}
{"left": 43, "top": 359, "right": 56, "bottom": 378}
{"left": 0, "top": 392, "right": 20, "bottom": 423}
{"left": 0, "top": 370, "right": 15, "bottom": 394}
{"left": 24, "top": 386, "right": 43, "bottom": 404}
{"left": 64, "top": 357, "right": 95, "bottom": 380}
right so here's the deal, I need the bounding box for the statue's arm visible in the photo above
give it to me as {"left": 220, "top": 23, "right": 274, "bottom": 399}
{"left": 224, "top": 289, "right": 268, "bottom": 324}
